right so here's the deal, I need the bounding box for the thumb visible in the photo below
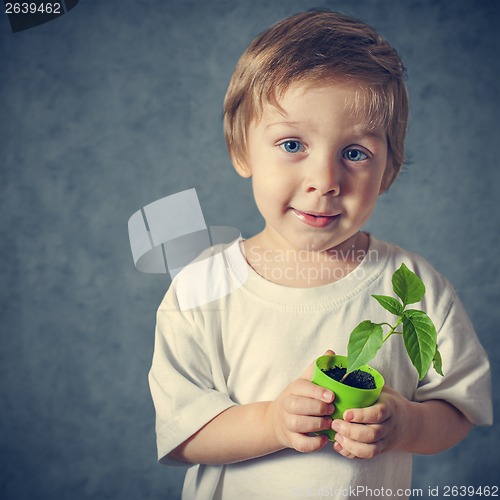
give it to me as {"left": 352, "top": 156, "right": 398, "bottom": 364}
{"left": 301, "top": 349, "right": 336, "bottom": 380}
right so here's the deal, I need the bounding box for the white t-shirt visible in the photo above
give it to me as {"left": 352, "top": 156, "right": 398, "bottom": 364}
{"left": 149, "top": 235, "right": 492, "bottom": 500}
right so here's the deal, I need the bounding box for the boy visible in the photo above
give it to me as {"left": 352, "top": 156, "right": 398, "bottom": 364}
{"left": 149, "top": 10, "right": 492, "bottom": 499}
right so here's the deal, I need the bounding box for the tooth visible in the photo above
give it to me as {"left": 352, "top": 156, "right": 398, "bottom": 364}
{"left": 292, "top": 210, "right": 305, "bottom": 221}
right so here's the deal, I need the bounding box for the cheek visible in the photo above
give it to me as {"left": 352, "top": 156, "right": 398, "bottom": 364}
{"left": 253, "top": 170, "right": 295, "bottom": 202}
{"left": 252, "top": 174, "right": 297, "bottom": 222}
{"left": 347, "top": 176, "right": 383, "bottom": 217}
{"left": 251, "top": 175, "right": 272, "bottom": 214}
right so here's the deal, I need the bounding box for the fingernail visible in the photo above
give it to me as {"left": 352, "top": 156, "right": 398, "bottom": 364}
{"left": 344, "top": 411, "right": 354, "bottom": 422}
{"left": 323, "top": 390, "right": 333, "bottom": 401}
{"left": 331, "top": 420, "right": 342, "bottom": 432}
{"left": 334, "top": 442, "right": 343, "bottom": 452}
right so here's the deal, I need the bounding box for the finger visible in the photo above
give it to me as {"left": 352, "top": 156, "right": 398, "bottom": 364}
{"left": 292, "top": 378, "right": 335, "bottom": 405}
{"left": 331, "top": 419, "right": 386, "bottom": 444}
{"left": 292, "top": 433, "right": 330, "bottom": 454}
{"left": 285, "top": 394, "right": 335, "bottom": 417}
{"left": 333, "top": 440, "right": 356, "bottom": 459}
{"left": 343, "top": 401, "right": 390, "bottom": 425}
{"left": 334, "top": 432, "right": 383, "bottom": 459}
{"left": 301, "top": 349, "right": 336, "bottom": 380}
{"left": 285, "top": 414, "right": 334, "bottom": 434}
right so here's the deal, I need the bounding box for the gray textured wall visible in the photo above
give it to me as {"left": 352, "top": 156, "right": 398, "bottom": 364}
{"left": 0, "top": 1, "right": 498, "bottom": 499}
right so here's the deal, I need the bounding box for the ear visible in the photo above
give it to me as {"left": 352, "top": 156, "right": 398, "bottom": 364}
{"left": 232, "top": 156, "right": 252, "bottom": 179}
{"left": 379, "top": 157, "right": 395, "bottom": 194}
{"left": 379, "top": 176, "right": 389, "bottom": 195}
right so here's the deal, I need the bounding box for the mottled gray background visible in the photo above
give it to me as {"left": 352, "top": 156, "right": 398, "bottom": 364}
{"left": 0, "top": 0, "right": 498, "bottom": 499}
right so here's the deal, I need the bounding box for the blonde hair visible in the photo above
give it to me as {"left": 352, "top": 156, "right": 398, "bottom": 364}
{"left": 223, "top": 10, "right": 408, "bottom": 191}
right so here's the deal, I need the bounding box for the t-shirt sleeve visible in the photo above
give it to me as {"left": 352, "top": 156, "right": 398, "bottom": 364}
{"left": 148, "top": 285, "right": 236, "bottom": 465}
{"left": 414, "top": 289, "right": 493, "bottom": 426}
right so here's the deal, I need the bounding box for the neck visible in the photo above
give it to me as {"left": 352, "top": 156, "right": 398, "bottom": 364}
{"left": 242, "top": 232, "right": 369, "bottom": 288}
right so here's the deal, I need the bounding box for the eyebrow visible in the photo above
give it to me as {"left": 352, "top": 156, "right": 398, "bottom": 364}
{"left": 265, "top": 121, "right": 386, "bottom": 142}
{"left": 353, "top": 127, "right": 387, "bottom": 141}
{"left": 265, "top": 121, "right": 303, "bottom": 130}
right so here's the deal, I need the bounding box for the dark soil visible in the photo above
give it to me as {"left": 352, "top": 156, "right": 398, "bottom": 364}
{"left": 322, "top": 366, "right": 376, "bottom": 390}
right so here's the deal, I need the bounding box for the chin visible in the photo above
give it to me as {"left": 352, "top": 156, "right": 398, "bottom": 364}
{"left": 293, "top": 237, "right": 340, "bottom": 253}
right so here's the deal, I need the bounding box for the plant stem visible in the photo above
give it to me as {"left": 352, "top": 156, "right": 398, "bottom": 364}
{"left": 340, "top": 317, "right": 403, "bottom": 385}
{"left": 379, "top": 322, "right": 394, "bottom": 329}
{"left": 383, "top": 316, "right": 402, "bottom": 343}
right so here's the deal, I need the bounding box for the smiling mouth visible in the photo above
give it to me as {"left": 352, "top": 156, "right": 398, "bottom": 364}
{"left": 291, "top": 209, "right": 340, "bottom": 228}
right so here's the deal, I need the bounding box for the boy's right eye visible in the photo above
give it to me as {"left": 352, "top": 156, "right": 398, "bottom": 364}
{"left": 279, "top": 140, "right": 305, "bottom": 154}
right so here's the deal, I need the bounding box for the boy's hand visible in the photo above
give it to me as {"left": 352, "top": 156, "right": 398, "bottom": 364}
{"left": 267, "top": 350, "right": 336, "bottom": 453}
{"left": 331, "top": 386, "right": 414, "bottom": 459}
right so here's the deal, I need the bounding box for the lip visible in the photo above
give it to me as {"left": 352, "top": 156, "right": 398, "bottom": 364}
{"left": 291, "top": 209, "right": 340, "bottom": 228}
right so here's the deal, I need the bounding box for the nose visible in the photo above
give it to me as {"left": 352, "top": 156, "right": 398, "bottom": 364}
{"left": 304, "top": 154, "right": 341, "bottom": 196}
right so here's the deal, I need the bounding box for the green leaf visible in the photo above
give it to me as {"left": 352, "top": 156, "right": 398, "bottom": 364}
{"left": 402, "top": 309, "right": 437, "bottom": 380}
{"left": 433, "top": 346, "right": 444, "bottom": 376}
{"left": 372, "top": 294, "right": 404, "bottom": 316}
{"left": 347, "top": 320, "right": 384, "bottom": 374}
{"left": 392, "top": 263, "right": 426, "bottom": 306}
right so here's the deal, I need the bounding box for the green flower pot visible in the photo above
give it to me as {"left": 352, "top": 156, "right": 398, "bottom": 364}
{"left": 312, "top": 354, "right": 385, "bottom": 440}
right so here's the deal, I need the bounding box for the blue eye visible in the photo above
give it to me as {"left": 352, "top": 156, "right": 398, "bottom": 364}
{"left": 343, "top": 149, "right": 368, "bottom": 162}
{"left": 280, "top": 140, "right": 304, "bottom": 154}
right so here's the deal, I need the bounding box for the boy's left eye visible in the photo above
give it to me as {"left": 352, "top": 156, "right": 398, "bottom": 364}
{"left": 343, "top": 149, "right": 368, "bottom": 162}
{"left": 279, "top": 140, "right": 305, "bottom": 154}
